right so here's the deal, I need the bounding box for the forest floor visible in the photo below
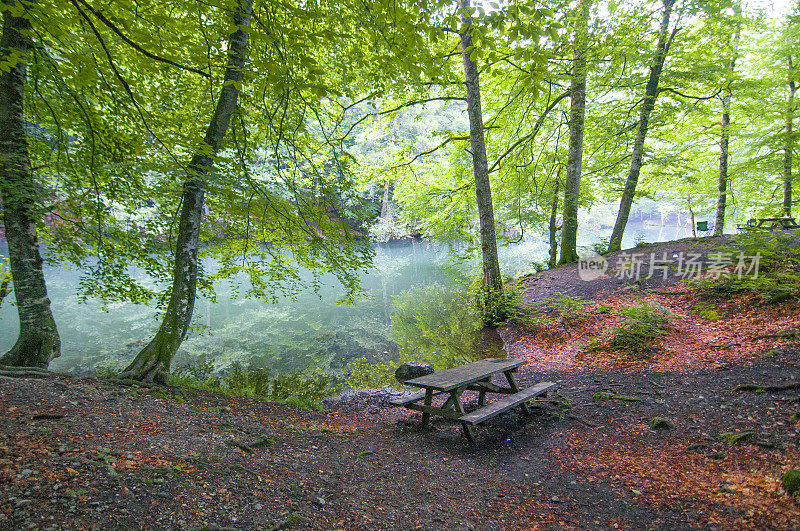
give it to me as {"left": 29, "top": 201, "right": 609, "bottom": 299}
{"left": 2, "top": 234, "right": 800, "bottom": 530}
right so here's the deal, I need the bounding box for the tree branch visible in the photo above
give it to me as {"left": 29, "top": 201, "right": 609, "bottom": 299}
{"left": 488, "top": 90, "right": 570, "bottom": 174}
{"left": 72, "top": 0, "right": 210, "bottom": 78}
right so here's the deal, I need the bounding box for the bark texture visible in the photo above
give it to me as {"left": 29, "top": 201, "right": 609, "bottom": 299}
{"left": 608, "top": 0, "right": 676, "bottom": 253}
{"left": 549, "top": 181, "right": 559, "bottom": 269}
{"left": 559, "top": 0, "right": 589, "bottom": 264}
{"left": 120, "top": 0, "right": 253, "bottom": 383}
{"left": 714, "top": 6, "right": 740, "bottom": 236}
{"left": 459, "top": 0, "right": 502, "bottom": 295}
{"left": 0, "top": 0, "right": 61, "bottom": 368}
{"left": 784, "top": 54, "right": 796, "bottom": 216}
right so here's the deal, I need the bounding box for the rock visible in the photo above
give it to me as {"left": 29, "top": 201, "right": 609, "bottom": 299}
{"left": 647, "top": 417, "right": 673, "bottom": 430}
{"left": 394, "top": 362, "right": 434, "bottom": 383}
{"left": 782, "top": 469, "right": 800, "bottom": 496}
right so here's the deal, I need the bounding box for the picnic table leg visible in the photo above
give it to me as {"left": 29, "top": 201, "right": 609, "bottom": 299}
{"left": 449, "top": 389, "right": 475, "bottom": 442}
{"left": 478, "top": 378, "right": 489, "bottom": 406}
{"left": 504, "top": 370, "right": 531, "bottom": 415}
{"left": 421, "top": 389, "right": 433, "bottom": 427}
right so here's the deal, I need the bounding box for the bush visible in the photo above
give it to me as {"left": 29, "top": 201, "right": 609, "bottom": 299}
{"left": 470, "top": 278, "right": 520, "bottom": 327}
{"left": 609, "top": 300, "right": 672, "bottom": 352}
{"left": 693, "top": 232, "right": 800, "bottom": 303}
{"left": 167, "top": 357, "right": 332, "bottom": 408}
{"left": 343, "top": 357, "right": 396, "bottom": 390}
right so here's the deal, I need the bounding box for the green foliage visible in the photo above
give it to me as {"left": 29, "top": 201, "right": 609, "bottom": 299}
{"left": 518, "top": 295, "right": 590, "bottom": 327}
{"left": 596, "top": 304, "right": 613, "bottom": 314}
{"left": 693, "top": 233, "right": 800, "bottom": 303}
{"left": 782, "top": 469, "right": 800, "bottom": 496}
{"left": 590, "top": 237, "right": 610, "bottom": 256}
{"left": 690, "top": 301, "right": 721, "bottom": 320}
{"left": 391, "top": 284, "right": 482, "bottom": 370}
{"left": 343, "top": 357, "right": 396, "bottom": 390}
{"left": 471, "top": 278, "right": 519, "bottom": 327}
{"left": 167, "top": 358, "right": 331, "bottom": 408}
{"left": 609, "top": 300, "right": 672, "bottom": 352}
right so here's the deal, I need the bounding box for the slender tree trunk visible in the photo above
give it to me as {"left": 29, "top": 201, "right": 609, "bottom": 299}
{"left": 715, "top": 5, "right": 740, "bottom": 236}
{"left": 549, "top": 181, "right": 560, "bottom": 269}
{"left": 715, "top": 95, "right": 731, "bottom": 236}
{"left": 0, "top": 0, "right": 61, "bottom": 368}
{"left": 459, "top": 0, "right": 503, "bottom": 298}
{"left": 559, "top": 0, "right": 589, "bottom": 265}
{"left": 608, "top": 0, "right": 676, "bottom": 253}
{"left": 687, "top": 196, "right": 696, "bottom": 238}
{"left": 784, "top": 54, "right": 796, "bottom": 216}
{"left": 120, "top": 0, "right": 253, "bottom": 383}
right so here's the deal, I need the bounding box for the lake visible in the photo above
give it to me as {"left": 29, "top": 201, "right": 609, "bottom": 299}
{"left": 0, "top": 217, "right": 693, "bottom": 376}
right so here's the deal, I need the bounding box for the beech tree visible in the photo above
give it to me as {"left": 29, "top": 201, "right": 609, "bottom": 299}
{"left": 714, "top": 3, "right": 741, "bottom": 236}
{"left": 0, "top": 0, "right": 60, "bottom": 368}
{"left": 608, "top": 0, "right": 678, "bottom": 253}
{"left": 459, "top": 0, "right": 504, "bottom": 308}
{"left": 559, "top": 0, "right": 590, "bottom": 264}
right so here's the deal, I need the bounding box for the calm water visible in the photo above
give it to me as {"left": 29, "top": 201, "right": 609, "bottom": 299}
{"left": 0, "top": 218, "right": 692, "bottom": 375}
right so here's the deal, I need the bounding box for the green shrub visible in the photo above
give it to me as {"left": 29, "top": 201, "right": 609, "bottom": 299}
{"left": 693, "top": 232, "right": 800, "bottom": 303}
{"left": 690, "top": 301, "right": 720, "bottom": 320}
{"left": 609, "top": 300, "right": 672, "bottom": 352}
{"left": 344, "top": 357, "right": 396, "bottom": 390}
{"left": 471, "top": 278, "right": 519, "bottom": 327}
{"left": 167, "top": 358, "right": 331, "bottom": 408}
{"left": 269, "top": 371, "right": 331, "bottom": 403}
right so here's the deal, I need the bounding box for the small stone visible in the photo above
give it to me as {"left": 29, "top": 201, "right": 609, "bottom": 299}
{"left": 720, "top": 483, "right": 734, "bottom": 493}
{"left": 647, "top": 417, "right": 673, "bottom": 430}
{"left": 782, "top": 469, "right": 800, "bottom": 496}
{"left": 394, "top": 362, "right": 434, "bottom": 383}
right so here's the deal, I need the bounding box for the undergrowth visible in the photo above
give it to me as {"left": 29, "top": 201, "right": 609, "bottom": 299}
{"left": 590, "top": 300, "right": 672, "bottom": 354}
{"left": 692, "top": 232, "right": 800, "bottom": 303}
{"left": 164, "top": 359, "right": 332, "bottom": 409}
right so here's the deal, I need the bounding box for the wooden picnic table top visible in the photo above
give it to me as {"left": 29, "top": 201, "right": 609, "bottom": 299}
{"left": 404, "top": 358, "right": 526, "bottom": 392}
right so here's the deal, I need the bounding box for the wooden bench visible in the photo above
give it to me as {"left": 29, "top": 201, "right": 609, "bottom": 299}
{"left": 388, "top": 389, "right": 444, "bottom": 407}
{"left": 460, "top": 382, "right": 558, "bottom": 426}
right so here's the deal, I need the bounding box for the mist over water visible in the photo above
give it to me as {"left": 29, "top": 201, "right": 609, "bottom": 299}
{"left": 0, "top": 216, "right": 692, "bottom": 375}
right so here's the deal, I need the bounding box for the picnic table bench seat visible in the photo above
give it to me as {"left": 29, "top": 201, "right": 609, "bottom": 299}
{"left": 388, "top": 389, "right": 444, "bottom": 407}
{"left": 460, "top": 381, "right": 558, "bottom": 425}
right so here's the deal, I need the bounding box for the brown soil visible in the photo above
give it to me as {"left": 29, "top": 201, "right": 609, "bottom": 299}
{"left": 2, "top": 235, "right": 800, "bottom": 530}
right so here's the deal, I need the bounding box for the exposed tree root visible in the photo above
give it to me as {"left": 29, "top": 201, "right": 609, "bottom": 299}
{"left": 0, "top": 365, "right": 51, "bottom": 378}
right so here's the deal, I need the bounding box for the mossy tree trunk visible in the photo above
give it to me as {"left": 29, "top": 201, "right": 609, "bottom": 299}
{"left": 549, "top": 181, "right": 559, "bottom": 269}
{"left": 608, "top": 0, "right": 676, "bottom": 253}
{"left": 559, "top": 0, "right": 589, "bottom": 265}
{"left": 0, "top": 0, "right": 61, "bottom": 369}
{"left": 459, "top": 0, "right": 503, "bottom": 299}
{"left": 119, "top": 0, "right": 253, "bottom": 383}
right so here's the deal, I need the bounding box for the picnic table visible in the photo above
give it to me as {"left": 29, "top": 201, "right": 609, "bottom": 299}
{"left": 738, "top": 216, "right": 800, "bottom": 232}
{"left": 390, "top": 358, "right": 557, "bottom": 443}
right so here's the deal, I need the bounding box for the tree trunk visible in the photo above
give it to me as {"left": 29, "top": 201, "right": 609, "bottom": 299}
{"left": 608, "top": 0, "right": 676, "bottom": 253}
{"left": 119, "top": 0, "right": 253, "bottom": 383}
{"left": 459, "top": 0, "right": 503, "bottom": 297}
{"left": 559, "top": 0, "right": 589, "bottom": 265}
{"left": 0, "top": 0, "right": 61, "bottom": 369}
{"left": 715, "top": 5, "right": 740, "bottom": 236}
{"left": 784, "top": 54, "right": 796, "bottom": 216}
{"left": 549, "top": 181, "right": 560, "bottom": 269}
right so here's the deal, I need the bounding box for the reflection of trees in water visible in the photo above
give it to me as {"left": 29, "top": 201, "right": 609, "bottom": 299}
{"left": 373, "top": 247, "right": 411, "bottom": 324}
